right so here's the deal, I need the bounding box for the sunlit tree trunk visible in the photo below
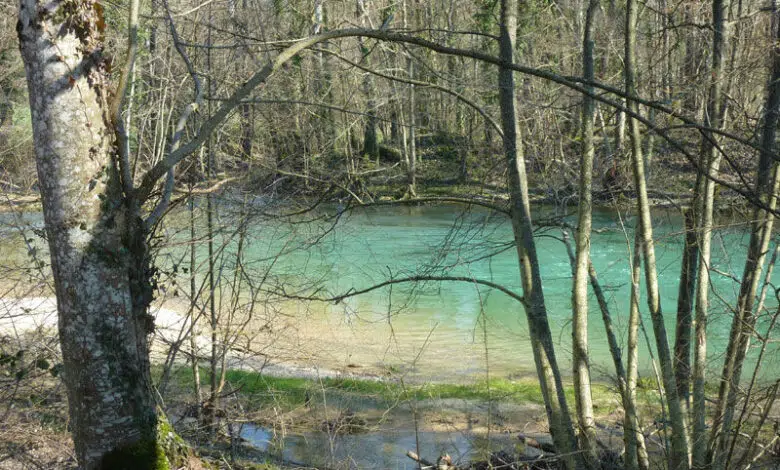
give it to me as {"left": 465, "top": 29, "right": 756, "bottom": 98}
{"left": 572, "top": 0, "right": 599, "bottom": 464}
{"left": 404, "top": 0, "right": 417, "bottom": 197}
{"left": 498, "top": 2, "right": 580, "bottom": 468}
{"left": 204, "top": 8, "right": 221, "bottom": 431}
{"left": 357, "top": 0, "right": 379, "bottom": 160}
{"left": 627, "top": 231, "right": 651, "bottom": 470}
{"left": 625, "top": 0, "right": 692, "bottom": 466}
{"left": 312, "top": 0, "right": 334, "bottom": 150}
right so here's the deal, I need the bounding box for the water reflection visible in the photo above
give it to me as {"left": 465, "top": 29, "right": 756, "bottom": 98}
{"left": 242, "top": 423, "right": 516, "bottom": 469}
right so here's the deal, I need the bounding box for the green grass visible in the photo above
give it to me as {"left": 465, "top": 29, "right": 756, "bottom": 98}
{"left": 159, "top": 365, "right": 618, "bottom": 412}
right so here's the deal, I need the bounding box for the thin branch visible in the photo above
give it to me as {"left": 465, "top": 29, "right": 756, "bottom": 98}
{"left": 315, "top": 46, "right": 504, "bottom": 137}
{"left": 113, "top": 0, "right": 140, "bottom": 197}
{"left": 277, "top": 275, "right": 525, "bottom": 305}
{"left": 135, "top": 28, "right": 778, "bottom": 215}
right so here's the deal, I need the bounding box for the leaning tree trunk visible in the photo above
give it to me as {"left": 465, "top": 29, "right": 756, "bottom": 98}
{"left": 17, "top": 1, "right": 163, "bottom": 468}
{"left": 498, "top": 1, "right": 580, "bottom": 468}
{"left": 625, "top": 0, "right": 691, "bottom": 467}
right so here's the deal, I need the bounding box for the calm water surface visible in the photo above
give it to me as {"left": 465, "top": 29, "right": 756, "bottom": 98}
{"left": 3, "top": 203, "right": 778, "bottom": 381}
{"left": 207, "top": 203, "right": 779, "bottom": 382}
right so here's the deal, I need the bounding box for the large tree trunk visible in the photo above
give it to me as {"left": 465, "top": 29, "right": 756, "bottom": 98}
{"left": 625, "top": 0, "right": 691, "bottom": 467}
{"left": 498, "top": 1, "right": 580, "bottom": 468}
{"left": 17, "top": 1, "right": 162, "bottom": 468}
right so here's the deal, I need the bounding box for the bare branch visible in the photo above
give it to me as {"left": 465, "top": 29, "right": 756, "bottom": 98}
{"left": 113, "top": 0, "right": 140, "bottom": 196}
{"left": 315, "top": 47, "right": 504, "bottom": 137}
{"left": 135, "top": 27, "right": 778, "bottom": 215}
{"left": 143, "top": 0, "right": 205, "bottom": 227}
{"left": 276, "top": 275, "right": 525, "bottom": 305}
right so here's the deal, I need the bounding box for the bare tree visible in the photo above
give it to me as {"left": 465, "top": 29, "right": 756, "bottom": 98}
{"left": 572, "top": 0, "right": 600, "bottom": 465}
{"left": 498, "top": 1, "right": 580, "bottom": 468}
{"left": 625, "top": 0, "right": 691, "bottom": 466}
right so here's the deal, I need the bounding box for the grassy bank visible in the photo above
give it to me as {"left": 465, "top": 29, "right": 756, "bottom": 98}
{"left": 162, "top": 365, "right": 648, "bottom": 419}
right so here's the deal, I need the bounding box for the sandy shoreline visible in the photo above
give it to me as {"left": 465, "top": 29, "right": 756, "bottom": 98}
{"left": 0, "top": 296, "right": 397, "bottom": 384}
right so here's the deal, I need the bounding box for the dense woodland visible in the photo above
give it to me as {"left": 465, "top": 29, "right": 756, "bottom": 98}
{"left": 1, "top": 0, "right": 780, "bottom": 468}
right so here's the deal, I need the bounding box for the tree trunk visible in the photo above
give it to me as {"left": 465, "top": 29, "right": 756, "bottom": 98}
{"left": 239, "top": 104, "right": 253, "bottom": 160}
{"left": 17, "top": 2, "right": 163, "bottom": 468}
{"left": 357, "top": 0, "right": 379, "bottom": 160}
{"left": 205, "top": 10, "right": 221, "bottom": 432}
{"left": 625, "top": 0, "right": 692, "bottom": 466}
{"left": 710, "top": 4, "right": 780, "bottom": 466}
{"left": 189, "top": 194, "right": 203, "bottom": 425}
{"left": 498, "top": 2, "right": 580, "bottom": 468}
{"left": 674, "top": 205, "right": 698, "bottom": 410}
{"left": 563, "top": 230, "right": 646, "bottom": 470}
{"left": 572, "top": 0, "right": 599, "bottom": 464}
{"left": 404, "top": 0, "right": 417, "bottom": 197}
{"left": 691, "top": 0, "right": 728, "bottom": 464}
{"left": 627, "top": 230, "right": 651, "bottom": 470}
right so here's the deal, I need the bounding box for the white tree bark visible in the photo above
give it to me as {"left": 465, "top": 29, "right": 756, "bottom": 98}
{"left": 572, "top": 0, "right": 598, "bottom": 464}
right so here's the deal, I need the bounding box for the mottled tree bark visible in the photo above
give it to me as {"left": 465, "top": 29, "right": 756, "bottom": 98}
{"left": 16, "top": 0, "right": 161, "bottom": 467}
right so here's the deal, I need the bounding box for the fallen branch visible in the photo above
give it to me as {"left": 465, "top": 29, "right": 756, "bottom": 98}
{"left": 406, "top": 450, "right": 436, "bottom": 468}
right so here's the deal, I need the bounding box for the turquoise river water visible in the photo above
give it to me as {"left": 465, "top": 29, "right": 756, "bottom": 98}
{"left": 3, "top": 203, "right": 778, "bottom": 382}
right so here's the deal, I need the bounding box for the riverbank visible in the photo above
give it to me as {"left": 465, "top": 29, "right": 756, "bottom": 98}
{"left": 162, "top": 364, "right": 632, "bottom": 468}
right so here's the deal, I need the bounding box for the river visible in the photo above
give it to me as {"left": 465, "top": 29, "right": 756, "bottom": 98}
{"left": 2, "top": 202, "right": 778, "bottom": 382}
